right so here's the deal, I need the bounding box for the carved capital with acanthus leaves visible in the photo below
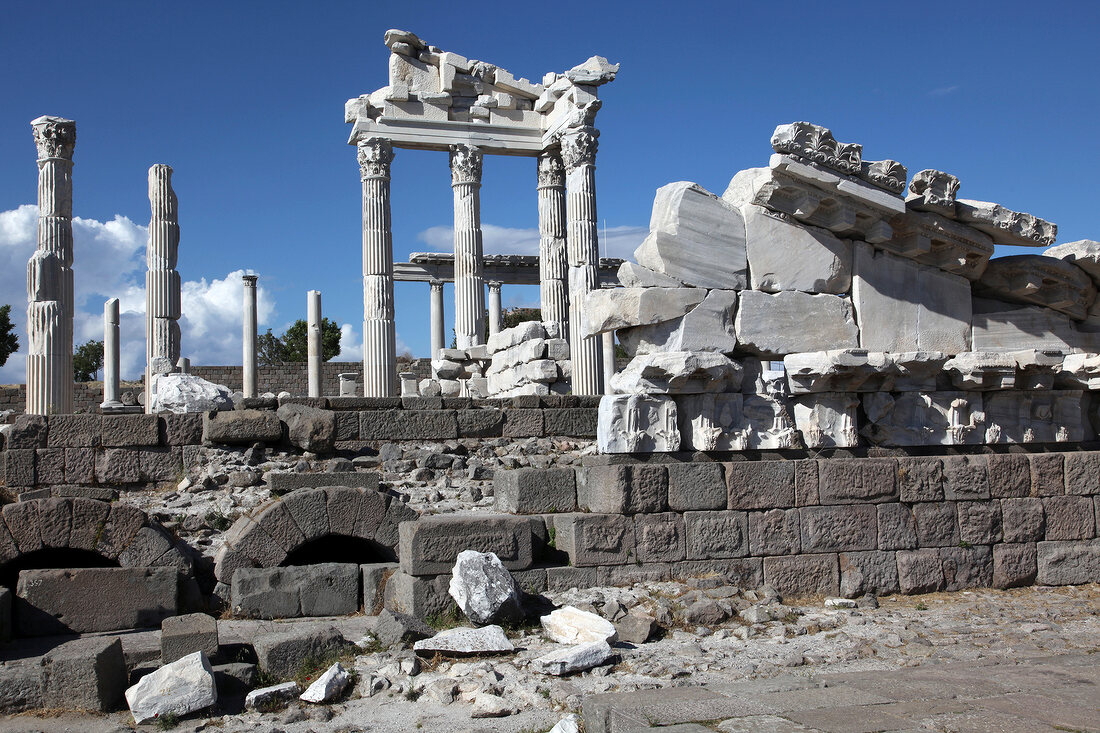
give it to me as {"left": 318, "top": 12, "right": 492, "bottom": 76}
{"left": 358, "top": 137, "right": 394, "bottom": 180}
{"left": 449, "top": 144, "right": 483, "bottom": 186}
{"left": 560, "top": 127, "right": 599, "bottom": 170}
{"left": 31, "top": 116, "right": 76, "bottom": 161}
{"left": 536, "top": 153, "right": 565, "bottom": 188}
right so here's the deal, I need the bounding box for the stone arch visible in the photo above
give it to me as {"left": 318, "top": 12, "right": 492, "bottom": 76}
{"left": 0, "top": 497, "right": 193, "bottom": 588}
{"left": 213, "top": 485, "right": 418, "bottom": 584}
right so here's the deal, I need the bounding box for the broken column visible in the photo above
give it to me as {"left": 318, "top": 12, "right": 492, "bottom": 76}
{"left": 26, "top": 115, "right": 76, "bottom": 415}
{"left": 360, "top": 137, "right": 398, "bottom": 397}
{"left": 429, "top": 279, "right": 445, "bottom": 361}
{"left": 562, "top": 126, "right": 604, "bottom": 395}
{"left": 538, "top": 152, "right": 568, "bottom": 337}
{"left": 488, "top": 281, "right": 502, "bottom": 336}
{"left": 307, "top": 290, "right": 322, "bottom": 398}
{"left": 145, "top": 164, "right": 182, "bottom": 412}
{"left": 450, "top": 143, "right": 486, "bottom": 349}
{"left": 242, "top": 274, "right": 258, "bottom": 398}
{"left": 602, "top": 332, "right": 615, "bottom": 395}
{"left": 101, "top": 298, "right": 121, "bottom": 409}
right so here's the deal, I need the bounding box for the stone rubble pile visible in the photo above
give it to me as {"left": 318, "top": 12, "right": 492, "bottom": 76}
{"left": 590, "top": 120, "right": 1100, "bottom": 452}
{"left": 405, "top": 345, "right": 490, "bottom": 398}
{"left": 486, "top": 321, "right": 571, "bottom": 397}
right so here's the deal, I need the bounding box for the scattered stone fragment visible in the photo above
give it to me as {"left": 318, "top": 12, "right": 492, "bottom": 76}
{"left": 448, "top": 550, "right": 522, "bottom": 625}
{"left": 534, "top": 640, "right": 614, "bottom": 676}
{"left": 470, "top": 692, "right": 515, "bottom": 718}
{"left": 549, "top": 713, "right": 582, "bottom": 733}
{"left": 541, "top": 606, "right": 618, "bottom": 644}
{"left": 823, "top": 597, "right": 857, "bottom": 609}
{"left": 412, "top": 625, "right": 515, "bottom": 656}
{"left": 245, "top": 681, "right": 300, "bottom": 710}
{"left": 299, "top": 662, "right": 351, "bottom": 703}
{"left": 374, "top": 610, "right": 435, "bottom": 649}
{"left": 124, "top": 651, "right": 217, "bottom": 725}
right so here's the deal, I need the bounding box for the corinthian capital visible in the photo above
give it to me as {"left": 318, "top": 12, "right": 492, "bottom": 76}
{"left": 31, "top": 116, "right": 76, "bottom": 161}
{"left": 536, "top": 153, "right": 565, "bottom": 188}
{"left": 449, "top": 144, "right": 483, "bottom": 185}
{"left": 358, "top": 137, "right": 394, "bottom": 180}
{"left": 560, "top": 127, "right": 599, "bottom": 170}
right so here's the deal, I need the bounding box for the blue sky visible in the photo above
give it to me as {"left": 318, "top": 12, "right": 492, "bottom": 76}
{"left": 1, "top": 1, "right": 1098, "bottom": 381}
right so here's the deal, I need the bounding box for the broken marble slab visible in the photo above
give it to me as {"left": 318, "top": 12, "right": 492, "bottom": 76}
{"left": 1056, "top": 353, "right": 1100, "bottom": 389}
{"left": 741, "top": 203, "right": 852, "bottom": 294}
{"left": 770, "top": 121, "right": 863, "bottom": 176}
{"left": 862, "top": 391, "right": 985, "bottom": 447}
{"left": 792, "top": 392, "right": 859, "bottom": 448}
{"left": 633, "top": 182, "right": 747, "bottom": 289}
{"left": 1045, "top": 240, "right": 1100, "bottom": 285}
{"left": 616, "top": 290, "right": 738, "bottom": 356}
{"left": 597, "top": 394, "right": 680, "bottom": 453}
{"left": 783, "top": 350, "right": 947, "bottom": 394}
{"left": 742, "top": 393, "right": 801, "bottom": 449}
{"left": 740, "top": 358, "right": 790, "bottom": 397}
{"left": 973, "top": 255, "right": 1095, "bottom": 321}
{"left": 970, "top": 298, "right": 1088, "bottom": 353}
{"left": 770, "top": 154, "right": 906, "bottom": 216}
{"left": 852, "top": 243, "right": 972, "bottom": 354}
{"left": 1010, "top": 349, "right": 1065, "bottom": 390}
{"left": 610, "top": 352, "right": 742, "bottom": 394}
{"left": 735, "top": 290, "right": 859, "bottom": 356}
{"left": 616, "top": 261, "right": 683, "bottom": 288}
{"left": 983, "top": 390, "right": 1087, "bottom": 444}
{"left": 956, "top": 199, "right": 1057, "bottom": 247}
{"left": 582, "top": 287, "right": 706, "bottom": 336}
{"left": 883, "top": 209, "right": 994, "bottom": 280}
{"left": 675, "top": 393, "right": 747, "bottom": 451}
{"left": 942, "top": 352, "right": 1017, "bottom": 390}
{"left": 905, "top": 169, "right": 960, "bottom": 218}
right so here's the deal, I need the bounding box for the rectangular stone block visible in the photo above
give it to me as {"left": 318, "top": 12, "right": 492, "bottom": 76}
{"left": 45, "top": 415, "right": 101, "bottom": 448}
{"left": 897, "top": 457, "right": 944, "bottom": 502}
{"left": 744, "top": 203, "right": 852, "bottom": 293}
{"left": 1042, "top": 496, "right": 1096, "bottom": 540}
{"left": 794, "top": 460, "right": 820, "bottom": 506}
{"left": 0, "top": 587, "right": 9, "bottom": 643}
{"left": 359, "top": 409, "right": 457, "bottom": 440}
{"left": 877, "top": 503, "right": 918, "bottom": 550}
{"left": 800, "top": 505, "right": 877, "bottom": 553}
{"left": 1030, "top": 454, "right": 1065, "bottom": 496}
{"left": 1001, "top": 497, "right": 1045, "bottom": 543}
{"left": 912, "top": 502, "right": 960, "bottom": 547}
{"left": 666, "top": 463, "right": 725, "bottom": 511}
{"left": 543, "top": 408, "right": 597, "bottom": 438}
{"left": 957, "top": 501, "right": 1002, "bottom": 545}
{"left": 3, "top": 449, "right": 35, "bottom": 487}
{"left": 897, "top": 548, "right": 945, "bottom": 594}
{"left": 94, "top": 448, "right": 140, "bottom": 484}
{"left": 597, "top": 394, "right": 681, "bottom": 453}
{"left": 993, "top": 542, "right": 1037, "bottom": 588}
{"left": 161, "top": 612, "right": 219, "bottom": 665}
{"left": 748, "top": 508, "right": 800, "bottom": 555}
{"left": 763, "top": 554, "right": 839, "bottom": 597}
{"left": 634, "top": 513, "right": 685, "bottom": 562}
{"left": 546, "top": 566, "right": 598, "bottom": 591}
{"left": 726, "top": 461, "right": 795, "bottom": 510}
{"left": 361, "top": 562, "right": 399, "bottom": 615}
{"left": 987, "top": 454, "right": 1030, "bottom": 498}
{"left": 578, "top": 464, "right": 667, "bottom": 514}
{"left": 15, "top": 567, "right": 178, "bottom": 636}
{"left": 972, "top": 300, "right": 1084, "bottom": 352}
{"left": 399, "top": 514, "right": 533, "bottom": 575}
{"left": 34, "top": 449, "right": 63, "bottom": 485}
{"left": 502, "top": 408, "right": 544, "bottom": 438}
{"left": 553, "top": 513, "right": 636, "bottom": 567}
{"left": 597, "top": 563, "right": 672, "bottom": 586}
{"left": 161, "top": 413, "right": 204, "bottom": 445}
{"left": 683, "top": 510, "right": 749, "bottom": 560}
{"left": 41, "top": 636, "right": 127, "bottom": 712}
{"left": 1036, "top": 539, "right": 1100, "bottom": 585}
{"left": 839, "top": 550, "right": 899, "bottom": 597}
{"left": 940, "top": 545, "right": 993, "bottom": 591}
{"left": 1064, "top": 452, "right": 1100, "bottom": 495}
{"left": 101, "top": 414, "right": 161, "bottom": 447}
{"left": 138, "top": 447, "right": 182, "bottom": 482}
{"left": 63, "top": 448, "right": 94, "bottom": 484}
{"left": 494, "top": 467, "right": 576, "bottom": 514}
{"left": 735, "top": 290, "right": 859, "bottom": 355}
{"left": 941, "top": 455, "right": 990, "bottom": 500}
{"left": 231, "top": 563, "right": 360, "bottom": 618}
{"left": 456, "top": 408, "right": 503, "bottom": 438}
{"left": 334, "top": 410, "right": 360, "bottom": 441}
{"left": 818, "top": 459, "right": 898, "bottom": 504}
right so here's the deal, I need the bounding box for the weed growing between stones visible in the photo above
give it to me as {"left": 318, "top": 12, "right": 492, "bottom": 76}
{"left": 425, "top": 607, "right": 464, "bottom": 630}
{"left": 205, "top": 510, "right": 232, "bottom": 531}
{"left": 294, "top": 650, "right": 359, "bottom": 694}
{"left": 154, "top": 712, "right": 180, "bottom": 730}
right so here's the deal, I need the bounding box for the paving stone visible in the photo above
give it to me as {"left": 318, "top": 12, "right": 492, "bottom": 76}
{"left": 101, "top": 414, "right": 161, "bottom": 446}
{"left": 553, "top": 513, "right": 637, "bottom": 567}
{"left": 748, "top": 508, "right": 800, "bottom": 556}
{"left": 1030, "top": 453, "right": 1065, "bottom": 496}
{"left": 399, "top": 514, "right": 533, "bottom": 575}
{"left": 877, "top": 503, "right": 918, "bottom": 550}
{"left": 957, "top": 501, "right": 1003, "bottom": 545}
{"left": 494, "top": 467, "right": 576, "bottom": 514}
{"left": 940, "top": 545, "right": 993, "bottom": 590}
{"left": 359, "top": 409, "right": 458, "bottom": 440}
{"left": 162, "top": 613, "right": 219, "bottom": 664}
{"left": 993, "top": 542, "right": 1037, "bottom": 588}
{"left": 667, "top": 463, "right": 726, "bottom": 511}
{"left": 897, "top": 457, "right": 944, "bottom": 502}
{"left": 726, "top": 461, "right": 795, "bottom": 509}
{"left": 15, "top": 567, "right": 178, "bottom": 635}
{"left": 942, "top": 455, "right": 990, "bottom": 500}
{"left": 897, "top": 548, "right": 945, "bottom": 594}
{"left": 763, "top": 554, "right": 839, "bottom": 597}
{"left": 1042, "top": 496, "right": 1096, "bottom": 540}
{"left": 839, "top": 550, "right": 899, "bottom": 597}
{"left": 818, "top": 458, "right": 898, "bottom": 504}
{"left": 800, "top": 505, "right": 877, "bottom": 553}
{"left": 684, "top": 510, "right": 749, "bottom": 560}
{"left": 1001, "top": 497, "right": 1045, "bottom": 543}
{"left": 252, "top": 624, "right": 351, "bottom": 679}
{"left": 912, "top": 501, "right": 960, "bottom": 547}
{"left": 634, "top": 512, "right": 685, "bottom": 562}
{"left": 578, "top": 463, "right": 667, "bottom": 514}
{"left": 41, "top": 636, "right": 127, "bottom": 712}
{"left": 987, "top": 453, "right": 1031, "bottom": 498}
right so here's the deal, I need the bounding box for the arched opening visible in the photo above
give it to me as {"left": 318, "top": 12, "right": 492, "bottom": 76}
{"left": 0, "top": 548, "right": 119, "bottom": 591}
{"left": 281, "top": 534, "right": 396, "bottom": 567}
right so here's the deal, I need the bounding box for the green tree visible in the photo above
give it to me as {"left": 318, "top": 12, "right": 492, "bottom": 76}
{"left": 501, "top": 306, "right": 541, "bottom": 330}
{"left": 73, "top": 339, "right": 104, "bottom": 381}
{"left": 257, "top": 328, "right": 286, "bottom": 366}
{"left": 0, "top": 304, "right": 18, "bottom": 367}
{"left": 257, "top": 319, "right": 342, "bottom": 364}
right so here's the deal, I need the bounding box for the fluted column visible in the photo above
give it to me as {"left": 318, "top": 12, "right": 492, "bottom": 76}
{"left": 26, "top": 116, "right": 76, "bottom": 415}
{"left": 429, "top": 280, "right": 445, "bottom": 361}
{"left": 450, "top": 144, "right": 485, "bottom": 349}
{"left": 145, "top": 164, "right": 182, "bottom": 412}
{"left": 537, "top": 152, "right": 568, "bottom": 339}
{"left": 488, "top": 281, "right": 503, "bottom": 337}
{"left": 242, "top": 275, "right": 258, "bottom": 398}
{"left": 359, "top": 138, "right": 398, "bottom": 397}
{"left": 561, "top": 127, "right": 604, "bottom": 395}
{"left": 307, "top": 290, "right": 322, "bottom": 398}
{"left": 101, "top": 298, "right": 121, "bottom": 409}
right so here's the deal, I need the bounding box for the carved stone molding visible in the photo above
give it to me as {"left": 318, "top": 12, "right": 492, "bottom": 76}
{"left": 449, "top": 143, "right": 483, "bottom": 185}
{"left": 358, "top": 137, "right": 394, "bottom": 180}
{"left": 974, "top": 254, "right": 1096, "bottom": 321}
{"left": 31, "top": 116, "right": 76, "bottom": 160}
{"left": 906, "top": 169, "right": 960, "bottom": 216}
{"left": 861, "top": 159, "right": 908, "bottom": 194}
{"left": 957, "top": 199, "right": 1057, "bottom": 247}
{"left": 771, "top": 121, "right": 861, "bottom": 176}
{"left": 560, "top": 127, "right": 599, "bottom": 170}
{"left": 885, "top": 209, "right": 994, "bottom": 280}
{"left": 536, "top": 153, "right": 565, "bottom": 188}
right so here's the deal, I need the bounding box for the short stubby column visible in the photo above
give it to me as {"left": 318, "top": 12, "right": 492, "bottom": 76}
{"left": 307, "top": 290, "right": 322, "bottom": 398}
{"left": 359, "top": 138, "right": 398, "bottom": 397}
{"left": 242, "top": 275, "right": 258, "bottom": 398}
{"left": 537, "top": 152, "right": 568, "bottom": 338}
{"left": 561, "top": 126, "right": 604, "bottom": 395}
{"left": 27, "top": 116, "right": 76, "bottom": 415}
{"left": 429, "top": 279, "right": 445, "bottom": 361}
{"left": 449, "top": 144, "right": 485, "bottom": 349}
{"left": 488, "top": 281, "right": 503, "bottom": 337}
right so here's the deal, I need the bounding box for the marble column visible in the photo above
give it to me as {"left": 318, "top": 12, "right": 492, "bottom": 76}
{"left": 537, "top": 152, "right": 568, "bottom": 339}
{"left": 307, "top": 289, "right": 322, "bottom": 398}
{"left": 359, "top": 138, "right": 398, "bottom": 397}
{"left": 429, "top": 279, "right": 445, "bottom": 361}
{"left": 26, "top": 116, "right": 76, "bottom": 415}
{"left": 601, "top": 331, "right": 616, "bottom": 395}
{"left": 242, "top": 275, "right": 258, "bottom": 398}
{"left": 101, "top": 298, "right": 122, "bottom": 409}
{"left": 487, "top": 281, "right": 503, "bottom": 337}
{"left": 561, "top": 126, "right": 604, "bottom": 395}
{"left": 449, "top": 144, "right": 485, "bottom": 349}
{"left": 145, "top": 164, "right": 182, "bottom": 412}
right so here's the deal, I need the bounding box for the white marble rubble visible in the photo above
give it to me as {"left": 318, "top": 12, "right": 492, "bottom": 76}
{"left": 1045, "top": 240, "right": 1100, "bottom": 284}
{"left": 610, "top": 351, "right": 742, "bottom": 395}
{"left": 412, "top": 626, "right": 515, "bottom": 656}
{"left": 150, "top": 373, "right": 234, "bottom": 414}
{"left": 905, "top": 169, "right": 960, "bottom": 218}
{"left": 942, "top": 352, "right": 1017, "bottom": 390}
{"left": 582, "top": 287, "right": 706, "bottom": 335}
{"left": 448, "top": 550, "right": 521, "bottom": 625}
{"left": 125, "top": 651, "right": 218, "bottom": 725}
{"left": 616, "top": 290, "right": 737, "bottom": 356}
{"left": 741, "top": 203, "right": 852, "bottom": 294}
{"left": 783, "top": 350, "right": 946, "bottom": 394}
{"left": 300, "top": 662, "right": 351, "bottom": 703}
{"left": 956, "top": 199, "right": 1057, "bottom": 247}
{"left": 1057, "top": 352, "right": 1100, "bottom": 389}
{"left": 541, "top": 606, "right": 618, "bottom": 644}
{"left": 534, "top": 640, "right": 614, "bottom": 676}
{"left": 245, "top": 682, "right": 299, "bottom": 710}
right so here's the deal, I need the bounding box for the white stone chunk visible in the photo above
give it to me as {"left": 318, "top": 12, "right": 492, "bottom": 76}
{"left": 448, "top": 550, "right": 521, "bottom": 625}
{"left": 583, "top": 288, "right": 706, "bottom": 336}
{"left": 906, "top": 169, "right": 960, "bottom": 217}
{"left": 616, "top": 261, "right": 684, "bottom": 288}
{"left": 883, "top": 209, "right": 994, "bottom": 280}
{"left": 471, "top": 693, "right": 515, "bottom": 718}
{"left": 1057, "top": 353, "right": 1100, "bottom": 389}
{"left": 942, "top": 352, "right": 1016, "bottom": 390}
{"left": 487, "top": 321, "right": 546, "bottom": 353}
{"left": 770, "top": 153, "right": 904, "bottom": 215}
{"left": 792, "top": 393, "right": 859, "bottom": 448}
{"left": 970, "top": 299, "right": 1096, "bottom": 353}
{"left": 610, "top": 352, "right": 742, "bottom": 394}
{"left": 973, "top": 255, "right": 1095, "bottom": 321}
{"left": 150, "top": 374, "right": 233, "bottom": 413}
{"left": 862, "top": 391, "right": 985, "bottom": 446}
{"left": 1045, "top": 240, "right": 1100, "bottom": 284}
{"left": 244, "top": 681, "right": 299, "bottom": 710}
{"left": 549, "top": 714, "right": 582, "bottom": 733}
{"left": 783, "top": 350, "right": 947, "bottom": 393}
{"left": 956, "top": 199, "right": 1057, "bottom": 247}
{"left": 412, "top": 625, "right": 514, "bottom": 655}
{"left": 618, "top": 290, "right": 738, "bottom": 356}
{"left": 597, "top": 394, "right": 680, "bottom": 453}
{"left": 541, "top": 606, "right": 617, "bottom": 644}
{"left": 742, "top": 204, "right": 852, "bottom": 294}
{"left": 125, "top": 651, "right": 217, "bottom": 725}
{"left": 300, "top": 662, "right": 351, "bottom": 703}
{"left": 534, "top": 641, "right": 614, "bottom": 676}
{"left": 633, "top": 182, "right": 747, "bottom": 289}
{"left": 735, "top": 291, "right": 859, "bottom": 356}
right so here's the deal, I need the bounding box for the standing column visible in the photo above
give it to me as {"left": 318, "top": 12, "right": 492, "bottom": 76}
{"left": 26, "top": 115, "right": 76, "bottom": 415}
{"left": 601, "top": 331, "right": 616, "bottom": 395}
{"left": 537, "top": 152, "right": 568, "bottom": 338}
{"left": 307, "top": 290, "right": 322, "bottom": 398}
{"left": 487, "top": 281, "right": 503, "bottom": 337}
{"left": 242, "top": 275, "right": 258, "bottom": 398}
{"left": 429, "top": 279, "right": 445, "bottom": 361}
{"left": 449, "top": 144, "right": 485, "bottom": 349}
{"left": 359, "top": 137, "right": 398, "bottom": 397}
{"left": 145, "top": 164, "right": 182, "bottom": 412}
{"left": 101, "top": 298, "right": 121, "bottom": 409}
{"left": 561, "top": 126, "right": 604, "bottom": 395}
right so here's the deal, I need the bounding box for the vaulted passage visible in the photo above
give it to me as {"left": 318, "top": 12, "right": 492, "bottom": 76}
{"left": 281, "top": 534, "right": 395, "bottom": 567}
{"left": 0, "top": 547, "right": 118, "bottom": 591}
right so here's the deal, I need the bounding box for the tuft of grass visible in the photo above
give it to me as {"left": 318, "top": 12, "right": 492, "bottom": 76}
{"left": 424, "top": 606, "right": 464, "bottom": 630}
{"left": 915, "top": 601, "right": 928, "bottom": 611}
{"left": 546, "top": 526, "right": 556, "bottom": 549}
{"left": 154, "top": 712, "right": 180, "bottom": 730}
{"left": 205, "top": 510, "right": 232, "bottom": 531}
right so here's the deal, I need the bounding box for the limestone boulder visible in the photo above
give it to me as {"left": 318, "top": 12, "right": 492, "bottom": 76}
{"left": 735, "top": 291, "right": 859, "bottom": 356}
{"left": 618, "top": 290, "right": 738, "bottom": 356}
{"left": 299, "top": 662, "right": 351, "bottom": 703}
{"left": 616, "top": 261, "right": 683, "bottom": 288}
{"left": 541, "top": 606, "right": 617, "bottom": 644}
{"left": 276, "top": 403, "right": 336, "bottom": 453}
{"left": 412, "top": 625, "right": 515, "bottom": 656}
{"left": 150, "top": 373, "right": 233, "bottom": 414}
{"left": 448, "top": 550, "right": 522, "bottom": 625}
{"left": 534, "top": 640, "right": 614, "bottom": 676}
{"left": 582, "top": 287, "right": 705, "bottom": 336}
{"left": 742, "top": 203, "right": 852, "bottom": 294}
{"left": 124, "top": 651, "right": 217, "bottom": 725}
{"left": 610, "top": 352, "right": 742, "bottom": 395}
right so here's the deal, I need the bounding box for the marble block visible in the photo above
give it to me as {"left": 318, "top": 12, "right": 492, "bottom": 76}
{"left": 956, "top": 199, "right": 1057, "bottom": 247}
{"left": 735, "top": 291, "right": 859, "bottom": 356}
{"left": 983, "top": 390, "right": 1087, "bottom": 444}
{"left": 582, "top": 287, "right": 705, "bottom": 336}
{"left": 597, "top": 394, "right": 680, "bottom": 453}
{"left": 675, "top": 393, "right": 747, "bottom": 451}
{"left": 742, "top": 204, "right": 852, "bottom": 294}
{"left": 862, "top": 392, "right": 985, "bottom": 446}
{"left": 783, "top": 350, "right": 946, "bottom": 394}
{"left": 1045, "top": 240, "right": 1100, "bottom": 284}
{"left": 616, "top": 262, "right": 683, "bottom": 288}
{"left": 1011, "top": 349, "right": 1065, "bottom": 390}
{"left": 942, "top": 352, "right": 1017, "bottom": 390}
{"left": 973, "top": 255, "right": 1096, "bottom": 321}
{"left": 792, "top": 392, "right": 860, "bottom": 449}
{"left": 905, "top": 169, "right": 960, "bottom": 218}
{"left": 883, "top": 209, "right": 993, "bottom": 280}
{"left": 1056, "top": 353, "right": 1100, "bottom": 389}
{"left": 770, "top": 121, "right": 862, "bottom": 176}
{"left": 742, "top": 393, "right": 801, "bottom": 449}
{"left": 617, "top": 290, "right": 738, "bottom": 356}
{"left": 610, "top": 352, "right": 742, "bottom": 394}
{"left": 970, "top": 299, "right": 1097, "bottom": 353}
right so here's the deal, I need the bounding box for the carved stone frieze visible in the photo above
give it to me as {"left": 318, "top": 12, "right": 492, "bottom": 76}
{"left": 31, "top": 116, "right": 76, "bottom": 160}
{"left": 862, "top": 391, "right": 985, "bottom": 446}
{"left": 1010, "top": 349, "right": 1064, "bottom": 390}
{"left": 750, "top": 171, "right": 893, "bottom": 244}
{"left": 743, "top": 394, "right": 801, "bottom": 449}
{"left": 1044, "top": 239, "right": 1100, "bottom": 285}
{"left": 783, "top": 349, "right": 947, "bottom": 394}
{"left": 449, "top": 143, "right": 483, "bottom": 185}
{"left": 770, "top": 121, "right": 862, "bottom": 176}
{"left": 358, "top": 138, "right": 394, "bottom": 180}
{"left": 597, "top": 394, "right": 680, "bottom": 453}
{"left": 560, "top": 127, "right": 599, "bottom": 170}
{"left": 983, "top": 390, "right": 1086, "bottom": 444}
{"left": 905, "top": 169, "right": 960, "bottom": 217}
{"left": 792, "top": 392, "right": 859, "bottom": 448}
{"left": 1056, "top": 352, "right": 1100, "bottom": 389}
{"left": 884, "top": 209, "right": 994, "bottom": 280}
{"left": 942, "top": 352, "right": 1017, "bottom": 390}
{"left": 956, "top": 199, "right": 1057, "bottom": 247}
{"left": 973, "top": 254, "right": 1096, "bottom": 321}
{"left": 860, "top": 159, "right": 908, "bottom": 194}
{"left": 676, "top": 393, "right": 748, "bottom": 451}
